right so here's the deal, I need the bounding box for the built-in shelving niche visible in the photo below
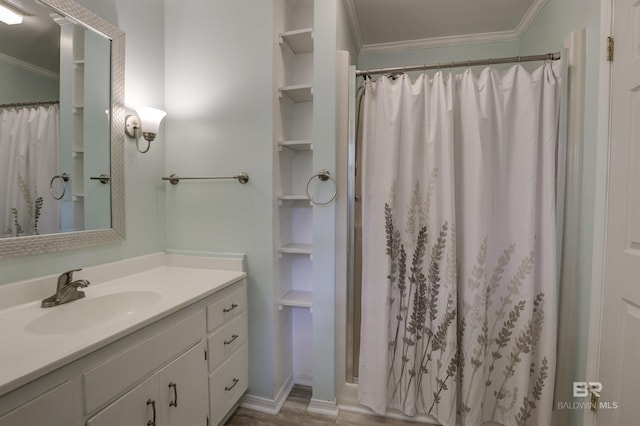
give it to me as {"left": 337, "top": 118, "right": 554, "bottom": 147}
{"left": 274, "top": 0, "right": 315, "bottom": 388}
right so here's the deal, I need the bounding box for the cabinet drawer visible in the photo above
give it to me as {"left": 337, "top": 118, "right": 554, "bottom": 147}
{"left": 209, "top": 345, "right": 248, "bottom": 426}
{"left": 0, "top": 382, "right": 73, "bottom": 426}
{"left": 84, "top": 310, "right": 204, "bottom": 414}
{"left": 207, "top": 281, "right": 246, "bottom": 332}
{"left": 207, "top": 312, "right": 247, "bottom": 372}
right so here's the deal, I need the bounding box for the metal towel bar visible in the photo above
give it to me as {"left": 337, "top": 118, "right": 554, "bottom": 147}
{"left": 161, "top": 172, "right": 249, "bottom": 185}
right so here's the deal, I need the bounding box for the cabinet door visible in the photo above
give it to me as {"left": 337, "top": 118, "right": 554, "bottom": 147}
{"left": 0, "top": 382, "right": 74, "bottom": 426}
{"left": 158, "top": 342, "right": 209, "bottom": 426}
{"left": 86, "top": 377, "right": 157, "bottom": 426}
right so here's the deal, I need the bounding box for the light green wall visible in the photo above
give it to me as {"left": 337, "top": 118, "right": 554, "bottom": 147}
{"left": 0, "top": 0, "right": 166, "bottom": 285}
{"left": 163, "top": 0, "right": 276, "bottom": 399}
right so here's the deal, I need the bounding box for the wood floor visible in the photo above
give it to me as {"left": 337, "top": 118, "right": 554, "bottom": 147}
{"left": 225, "top": 386, "right": 420, "bottom": 425}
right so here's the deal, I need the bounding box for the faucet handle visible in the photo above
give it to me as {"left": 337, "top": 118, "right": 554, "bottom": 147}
{"left": 57, "top": 268, "right": 82, "bottom": 288}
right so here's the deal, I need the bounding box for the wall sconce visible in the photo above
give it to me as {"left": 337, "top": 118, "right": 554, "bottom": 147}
{"left": 0, "top": 1, "right": 26, "bottom": 25}
{"left": 125, "top": 107, "right": 167, "bottom": 153}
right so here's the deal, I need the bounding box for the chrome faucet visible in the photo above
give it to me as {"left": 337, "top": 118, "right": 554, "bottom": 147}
{"left": 41, "top": 268, "right": 90, "bottom": 308}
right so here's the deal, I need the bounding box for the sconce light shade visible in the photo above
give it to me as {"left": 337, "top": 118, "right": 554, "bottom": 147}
{"left": 136, "top": 107, "right": 166, "bottom": 141}
{"left": 125, "top": 106, "right": 166, "bottom": 153}
{"left": 0, "top": 2, "right": 24, "bottom": 25}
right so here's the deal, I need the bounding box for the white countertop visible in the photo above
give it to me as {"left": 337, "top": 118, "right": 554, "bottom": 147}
{"left": 0, "top": 263, "right": 246, "bottom": 396}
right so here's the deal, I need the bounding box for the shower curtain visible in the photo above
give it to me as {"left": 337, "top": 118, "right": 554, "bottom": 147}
{"left": 0, "top": 105, "right": 60, "bottom": 237}
{"left": 358, "top": 62, "right": 560, "bottom": 426}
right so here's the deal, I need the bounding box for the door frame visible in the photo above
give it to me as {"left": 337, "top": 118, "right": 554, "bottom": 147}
{"left": 585, "top": 0, "right": 613, "bottom": 425}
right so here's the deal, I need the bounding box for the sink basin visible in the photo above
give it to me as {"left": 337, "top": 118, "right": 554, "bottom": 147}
{"left": 25, "top": 290, "right": 162, "bottom": 335}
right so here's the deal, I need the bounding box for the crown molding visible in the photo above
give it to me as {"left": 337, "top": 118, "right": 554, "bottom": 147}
{"left": 359, "top": 30, "right": 520, "bottom": 55}
{"left": 352, "top": 0, "right": 548, "bottom": 55}
{"left": 0, "top": 52, "right": 59, "bottom": 80}
{"left": 514, "top": 0, "right": 548, "bottom": 37}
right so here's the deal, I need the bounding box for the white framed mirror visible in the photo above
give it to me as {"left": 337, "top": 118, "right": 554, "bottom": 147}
{"left": 0, "top": 0, "right": 125, "bottom": 257}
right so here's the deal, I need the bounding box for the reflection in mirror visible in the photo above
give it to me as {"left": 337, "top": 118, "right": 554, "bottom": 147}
{"left": 0, "top": 0, "right": 125, "bottom": 257}
{"left": 0, "top": 0, "right": 111, "bottom": 238}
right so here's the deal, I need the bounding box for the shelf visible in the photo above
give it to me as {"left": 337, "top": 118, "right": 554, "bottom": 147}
{"left": 279, "top": 84, "right": 313, "bottom": 103}
{"left": 72, "top": 193, "right": 84, "bottom": 201}
{"left": 278, "top": 243, "right": 312, "bottom": 255}
{"left": 278, "top": 195, "right": 311, "bottom": 204}
{"left": 279, "top": 28, "right": 313, "bottom": 54}
{"left": 279, "top": 290, "right": 312, "bottom": 311}
{"left": 278, "top": 139, "right": 313, "bottom": 151}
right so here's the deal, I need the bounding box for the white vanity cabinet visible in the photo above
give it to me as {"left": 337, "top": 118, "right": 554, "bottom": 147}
{"left": 87, "top": 342, "right": 208, "bottom": 426}
{"left": 0, "top": 272, "right": 248, "bottom": 426}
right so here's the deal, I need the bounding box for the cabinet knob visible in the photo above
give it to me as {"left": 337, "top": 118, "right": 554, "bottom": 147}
{"left": 146, "top": 399, "right": 156, "bottom": 426}
{"left": 168, "top": 382, "right": 178, "bottom": 407}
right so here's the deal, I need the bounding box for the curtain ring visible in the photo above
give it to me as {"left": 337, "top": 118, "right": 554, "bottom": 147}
{"left": 306, "top": 169, "right": 337, "bottom": 206}
{"left": 50, "top": 172, "right": 69, "bottom": 200}
{"left": 489, "top": 58, "right": 493, "bottom": 65}
{"left": 517, "top": 56, "right": 522, "bottom": 62}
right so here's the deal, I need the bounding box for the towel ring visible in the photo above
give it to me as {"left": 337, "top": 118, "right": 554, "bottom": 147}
{"left": 306, "top": 169, "right": 337, "bottom": 206}
{"left": 50, "top": 172, "right": 69, "bottom": 200}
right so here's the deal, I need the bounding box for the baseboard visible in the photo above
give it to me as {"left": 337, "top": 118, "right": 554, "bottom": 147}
{"left": 308, "top": 398, "right": 339, "bottom": 417}
{"left": 338, "top": 402, "right": 442, "bottom": 425}
{"left": 239, "top": 375, "right": 294, "bottom": 415}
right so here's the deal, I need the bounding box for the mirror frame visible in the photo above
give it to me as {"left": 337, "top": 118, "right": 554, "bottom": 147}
{"left": 0, "top": 0, "right": 125, "bottom": 258}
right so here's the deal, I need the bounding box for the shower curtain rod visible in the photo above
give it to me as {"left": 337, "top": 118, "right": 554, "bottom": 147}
{"left": 0, "top": 100, "right": 60, "bottom": 109}
{"left": 355, "top": 52, "right": 561, "bottom": 77}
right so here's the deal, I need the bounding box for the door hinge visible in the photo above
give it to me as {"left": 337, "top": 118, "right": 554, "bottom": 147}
{"left": 607, "top": 36, "right": 614, "bottom": 62}
{"left": 591, "top": 392, "right": 599, "bottom": 412}
{"left": 206, "top": 414, "right": 210, "bottom": 426}
{"left": 204, "top": 348, "right": 208, "bottom": 361}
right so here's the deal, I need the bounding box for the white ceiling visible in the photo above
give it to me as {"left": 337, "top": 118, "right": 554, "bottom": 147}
{"left": 345, "top": 0, "right": 546, "bottom": 54}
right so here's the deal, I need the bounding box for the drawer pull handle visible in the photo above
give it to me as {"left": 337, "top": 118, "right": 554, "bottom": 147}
{"left": 223, "top": 303, "right": 238, "bottom": 313}
{"left": 146, "top": 399, "right": 156, "bottom": 426}
{"left": 225, "top": 378, "right": 240, "bottom": 391}
{"left": 169, "top": 382, "right": 178, "bottom": 407}
{"left": 224, "top": 334, "right": 239, "bottom": 345}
